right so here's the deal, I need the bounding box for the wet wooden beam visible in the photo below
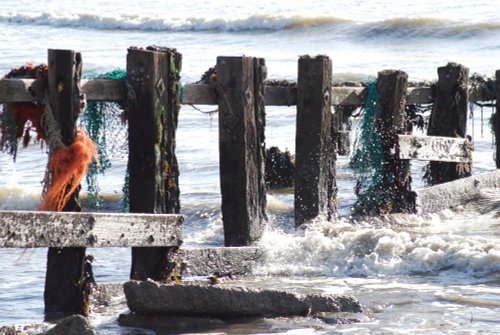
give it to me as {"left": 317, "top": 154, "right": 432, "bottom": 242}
{"left": 398, "top": 135, "right": 472, "bottom": 163}
{"left": 0, "top": 79, "right": 494, "bottom": 105}
{"left": 0, "top": 78, "right": 124, "bottom": 102}
{"left": 170, "top": 246, "right": 263, "bottom": 276}
{"left": 0, "top": 211, "right": 184, "bottom": 248}
{"left": 415, "top": 169, "right": 500, "bottom": 214}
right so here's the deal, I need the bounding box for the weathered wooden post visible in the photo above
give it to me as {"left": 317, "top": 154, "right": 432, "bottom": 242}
{"left": 127, "top": 46, "right": 182, "bottom": 280}
{"left": 44, "top": 49, "right": 92, "bottom": 316}
{"left": 216, "top": 56, "right": 267, "bottom": 246}
{"left": 496, "top": 70, "right": 500, "bottom": 169}
{"left": 426, "top": 62, "right": 470, "bottom": 184}
{"left": 377, "top": 70, "right": 414, "bottom": 213}
{"left": 295, "top": 55, "right": 336, "bottom": 226}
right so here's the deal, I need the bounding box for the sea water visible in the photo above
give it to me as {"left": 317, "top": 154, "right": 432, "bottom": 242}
{"left": 0, "top": 1, "right": 499, "bottom": 334}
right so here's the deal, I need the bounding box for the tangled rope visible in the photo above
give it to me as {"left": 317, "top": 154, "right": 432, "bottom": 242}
{"left": 38, "top": 81, "right": 97, "bottom": 211}
{"left": 39, "top": 129, "right": 97, "bottom": 211}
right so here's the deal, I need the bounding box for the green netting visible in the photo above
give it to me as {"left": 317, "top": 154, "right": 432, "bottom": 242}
{"left": 349, "top": 78, "right": 388, "bottom": 214}
{"left": 179, "top": 82, "right": 184, "bottom": 104}
{"left": 80, "top": 69, "right": 129, "bottom": 210}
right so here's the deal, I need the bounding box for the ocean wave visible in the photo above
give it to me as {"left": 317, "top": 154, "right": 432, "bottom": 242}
{"left": 2, "top": 11, "right": 499, "bottom": 38}
{"left": 254, "top": 217, "right": 500, "bottom": 278}
{"left": 0, "top": 12, "right": 349, "bottom": 32}
{"left": 360, "top": 17, "right": 500, "bottom": 39}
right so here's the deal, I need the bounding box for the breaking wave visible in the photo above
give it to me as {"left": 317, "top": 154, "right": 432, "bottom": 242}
{"left": 255, "top": 216, "right": 500, "bottom": 278}
{"left": 1, "top": 11, "right": 499, "bottom": 39}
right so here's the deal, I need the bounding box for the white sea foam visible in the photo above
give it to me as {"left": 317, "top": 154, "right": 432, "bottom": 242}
{"left": 255, "top": 216, "right": 500, "bottom": 278}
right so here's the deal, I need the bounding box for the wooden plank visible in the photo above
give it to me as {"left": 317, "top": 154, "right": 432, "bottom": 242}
{"left": 0, "top": 78, "right": 124, "bottom": 102}
{"left": 265, "top": 85, "right": 297, "bottom": 106}
{"left": 217, "top": 56, "right": 267, "bottom": 246}
{"left": 415, "top": 170, "right": 500, "bottom": 214}
{"left": 182, "top": 83, "right": 216, "bottom": 105}
{"left": 0, "top": 78, "right": 46, "bottom": 101}
{"left": 82, "top": 78, "right": 125, "bottom": 101}
{"left": 0, "top": 79, "right": 492, "bottom": 105}
{"left": 398, "top": 134, "right": 471, "bottom": 163}
{"left": 0, "top": 210, "right": 183, "bottom": 248}
{"left": 407, "top": 86, "right": 433, "bottom": 104}
{"left": 295, "top": 55, "right": 336, "bottom": 226}
{"left": 331, "top": 86, "right": 366, "bottom": 106}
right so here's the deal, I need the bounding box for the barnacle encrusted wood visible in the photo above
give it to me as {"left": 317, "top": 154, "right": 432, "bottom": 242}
{"left": 0, "top": 210, "right": 183, "bottom": 248}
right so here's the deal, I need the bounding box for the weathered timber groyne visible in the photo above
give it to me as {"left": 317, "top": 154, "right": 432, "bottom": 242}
{"left": 0, "top": 47, "right": 499, "bottom": 318}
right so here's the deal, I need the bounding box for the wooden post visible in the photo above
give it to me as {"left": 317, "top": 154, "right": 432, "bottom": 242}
{"left": 217, "top": 56, "right": 267, "bottom": 246}
{"left": 426, "top": 62, "right": 470, "bottom": 184}
{"left": 496, "top": 70, "right": 500, "bottom": 169}
{"left": 295, "top": 55, "right": 336, "bottom": 226}
{"left": 254, "top": 58, "right": 267, "bottom": 223}
{"left": 44, "top": 49, "right": 92, "bottom": 316}
{"left": 377, "top": 70, "right": 414, "bottom": 213}
{"left": 127, "top": 46, "right": 182, "bottom": 280}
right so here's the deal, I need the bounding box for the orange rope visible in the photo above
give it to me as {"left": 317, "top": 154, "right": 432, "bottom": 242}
{"left": 39, "top": 130, "right": 97, "bottom": 211}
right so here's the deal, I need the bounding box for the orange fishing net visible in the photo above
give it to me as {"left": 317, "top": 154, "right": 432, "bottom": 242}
{"left": 39, "top": 130, "right": 97, "bottom": 211}
{"left": 6, "top": 63, "right": 48, "bottom": 147}
{"left": 13, "top": 102, "right": 45, "bottom": 146}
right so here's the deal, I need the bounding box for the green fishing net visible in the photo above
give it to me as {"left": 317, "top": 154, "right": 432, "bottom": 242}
{"left": 80, "top": 69, "right": 129, "bottom": 210}
{"left": 349, "top": 79, "right": 388, "bottom": 214}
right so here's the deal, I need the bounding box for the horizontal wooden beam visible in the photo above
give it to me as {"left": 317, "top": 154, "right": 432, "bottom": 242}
{"left": 0, "top": 78, "right": 494, "bottom": 105}
{"left": 398, "top": 134, "right": 472, "bottom": 163}
{"left": 415, "top": 169, "right": 500, "bottom": 214}
{"left": 0, "top": 210, "right": 183, "bottom": 248}
{"left": 0, "top": 78, "right": 125, "bottom": 102}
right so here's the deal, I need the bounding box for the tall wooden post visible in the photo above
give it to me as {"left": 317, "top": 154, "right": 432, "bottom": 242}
{"left": 44, "top": 49, "right": 92, "bottom": 316}
{"left": 377, "top": 70, "right": 414, "bottom": 213}
{"left": 127, "top": 46, "right": 182, "bottom": 280}
{"left": 496, "top": 70, "right": 500, "bottom": 169}
{"left": 426, "top": 62, "right": 470, "bottom": 184}
{"left": 295, "top": 55, "right": 336, "bottom": 226}
{"left": 217, "top": 56, "right": 267, "bottom": 246}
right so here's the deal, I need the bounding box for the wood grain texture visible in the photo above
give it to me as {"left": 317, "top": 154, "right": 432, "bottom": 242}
{"left": 0, "top": 211, "right": 183, "bottom": 248}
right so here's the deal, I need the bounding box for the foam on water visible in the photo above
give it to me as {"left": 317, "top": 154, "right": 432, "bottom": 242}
{"left": 254, "top": 212, "right": 500, "bottom": 278}
{"left": 1, "top": 0, "right": 500, "bottom": 331}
